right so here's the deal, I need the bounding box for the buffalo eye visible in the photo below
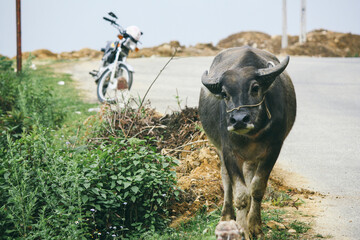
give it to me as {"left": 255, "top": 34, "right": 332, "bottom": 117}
{"left": 251, "top": 84, "right": 260, "bottom": 94}
{"left": 220, "top": 92, "right": 229, "bottom": 100}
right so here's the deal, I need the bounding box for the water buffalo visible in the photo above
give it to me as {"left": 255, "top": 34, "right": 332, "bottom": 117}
{"left": 199, "top": 46, "right": 296, "bottom": 239}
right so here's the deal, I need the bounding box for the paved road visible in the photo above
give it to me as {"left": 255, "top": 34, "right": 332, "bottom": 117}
{"left": 56, "top": 56, "right": 360, "bottom": 239}
{"left": 279, "top": 57, "right": 360, "bottom": 239}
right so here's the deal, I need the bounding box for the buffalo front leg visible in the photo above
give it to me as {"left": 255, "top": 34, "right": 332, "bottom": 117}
{"left": 248, "top": 147, "right": 281, "bottom": 238}
{"left": 247, "top": 174, "right": 267, "bottom": 239}
{"left": 220, "top": 160, "right": 235, "bottom": 221}
{"left": 233, "top": 176, "right": 251, "bottom": 239}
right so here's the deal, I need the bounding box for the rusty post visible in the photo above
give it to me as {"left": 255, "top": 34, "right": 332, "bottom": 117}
{"left": 16, "top": 0, "right": 22, "bottom": 73}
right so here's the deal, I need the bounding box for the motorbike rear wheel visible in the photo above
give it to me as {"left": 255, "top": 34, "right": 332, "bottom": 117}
{"left": 97, "top": 64, "right": 133, "bottom": 104}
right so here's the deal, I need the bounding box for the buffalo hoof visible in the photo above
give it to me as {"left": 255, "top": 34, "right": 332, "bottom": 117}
{"left": 215, "top": 220, "right": 245, "bottom": 240}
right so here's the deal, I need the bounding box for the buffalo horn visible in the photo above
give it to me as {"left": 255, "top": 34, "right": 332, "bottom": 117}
{"left": 201, "top": 70, "right": 222, "bottom": 94}
{"left": 256, "top": 56, "right": 290, "bottom": 80}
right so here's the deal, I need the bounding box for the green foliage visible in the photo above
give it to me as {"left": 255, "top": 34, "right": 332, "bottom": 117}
{"left": 289, "top": 220, "right": 310, "bottom": 234}
{"left": 80, "top": 137, "right": 180, "bottom": 238}
{"left": 270, "top": 191, "right": 292, "bottom": 207}
{"left": 264, "top": 187, "right": 303, "bottom": 208}
{"left": 0, "top": 59, "right": 67, "bottom": 147}
{"left": 0, "top": 59, "right": 18, "bottom": 113}
{"left": 142, "top": 206, "right": 312, "bottom": 240}
{"left": 0, "top": 128, "right": 179, "bottom": 239}
{"left": 0, "top": 130, "right": 88, "bottom": 239}
{"left": 142, "top": 207, "right": 221, "bottom": 240}
{"left": 0, "top": 56, "right": 13, "bottom": 71}
{"left": 261, "top": 209, "right": 286, "bottom": 224}
{"left": 261, "top": 209, "right": 311, "bottom": 240}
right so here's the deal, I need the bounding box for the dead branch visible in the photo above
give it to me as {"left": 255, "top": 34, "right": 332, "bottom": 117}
{"left": 126, "top": 49, "right": 178, "bottom": 138}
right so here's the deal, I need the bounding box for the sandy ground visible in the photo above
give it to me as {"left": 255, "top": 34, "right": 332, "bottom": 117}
{"left": 50, "top": 56, "right": 360, "bottom": 239}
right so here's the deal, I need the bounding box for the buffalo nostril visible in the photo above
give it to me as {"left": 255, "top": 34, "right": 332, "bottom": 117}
{"left": 242, "top": 115, "right": 250, "bottom": 123}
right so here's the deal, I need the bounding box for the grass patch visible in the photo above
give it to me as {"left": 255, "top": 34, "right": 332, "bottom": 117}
{"left": 289, "top": 220, "right": 311, "bottom": 234}
{"left": 141, "top": 207, "right": 221, "bottom": 240}
{"left": 141, "top": 206, "right": 311, "bottom": 240}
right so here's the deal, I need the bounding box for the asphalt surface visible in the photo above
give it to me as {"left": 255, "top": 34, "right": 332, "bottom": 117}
{"left": 57, "top": 56, "right": 360, "bottom": 239}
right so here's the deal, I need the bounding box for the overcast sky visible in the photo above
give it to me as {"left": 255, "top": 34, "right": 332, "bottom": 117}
{"left": 1, "top": 0, "right": 360, "bottom": 57}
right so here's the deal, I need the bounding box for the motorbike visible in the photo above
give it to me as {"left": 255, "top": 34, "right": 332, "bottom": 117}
{"left": 89, "top": 12, "right": 142, "bottom": 104}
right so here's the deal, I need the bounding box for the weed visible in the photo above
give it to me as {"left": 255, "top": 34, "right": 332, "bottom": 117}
{"left": 262, "top": 209, "right": 286, "bottom": 224}
{"left": 174, "top": 88, "right": 183, "bottom": 110}
{"left": 290, "top": 220, "right": 310, "bottom": 234}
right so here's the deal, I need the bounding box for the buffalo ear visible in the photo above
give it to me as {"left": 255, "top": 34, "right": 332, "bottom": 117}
{"left": 201, "top": 70, "right": 222, "bottom": 95}
{"left": 255, "top": 56, "right": 290, "bottom": 90}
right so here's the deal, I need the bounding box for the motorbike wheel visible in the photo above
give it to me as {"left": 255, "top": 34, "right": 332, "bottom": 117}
{"left": 97, "top": 64, "right": 133, "bottom": 104}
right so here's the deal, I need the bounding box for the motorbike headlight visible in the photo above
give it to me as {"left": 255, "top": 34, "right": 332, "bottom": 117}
{"left": 124, "top": 39, "right": 137, "bottom": 51}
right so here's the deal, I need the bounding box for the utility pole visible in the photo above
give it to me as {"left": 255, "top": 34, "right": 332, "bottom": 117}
{"left": 300, "top": 0, "right": 307, "bottom": 44}
{"left": 16, "top": 0, "right": 22, "bottom": 73}
{"left": 282, "top": 0, "right": 288, "bottom": 49}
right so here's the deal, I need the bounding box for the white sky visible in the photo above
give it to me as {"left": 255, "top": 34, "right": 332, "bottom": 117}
{"left": 1, "top": 0, "right": 360, "bottom": 57}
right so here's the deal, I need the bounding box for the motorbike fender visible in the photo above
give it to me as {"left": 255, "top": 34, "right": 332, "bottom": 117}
{"left": 120, "top": 61, "right": 134, "bottom": 72}
{"left": 105, "top": 61, "right": 134, "bottom": 73}
{"left": 95, "top": 62, "right": 134, "bottom": 84}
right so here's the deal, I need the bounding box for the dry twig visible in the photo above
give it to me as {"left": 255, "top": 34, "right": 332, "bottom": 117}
{"left": 126, "top": 48, "right": 178, "bottom": 138}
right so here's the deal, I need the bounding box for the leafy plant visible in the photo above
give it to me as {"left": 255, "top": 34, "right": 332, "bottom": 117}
{"left": 0, "top": 129, "right": 88, "bottom": 239}
{"left": 0, "top": 126, "right": 180, "bottom": 239}
{"left": 80, "top": 136, "right": 180, "bottom": 238}
{"left": 0, "top": 56, "right": 13, "bottom": 71}
{"left": 0, "top": 59, "right": 67, "bottom": 147}
{"left": 141, "top": 206, "right": 221, "bottom": 240}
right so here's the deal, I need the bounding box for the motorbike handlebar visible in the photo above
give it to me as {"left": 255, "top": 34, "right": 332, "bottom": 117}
{"left": 103, "top": 15, "right": 124, "bottom": 34}
{"left": 103, "top": 17, "right": 115, "bottom": 24}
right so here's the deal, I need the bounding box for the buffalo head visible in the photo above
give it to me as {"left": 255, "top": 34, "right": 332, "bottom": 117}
{"left": 201, "top": 56, "right": 289, "bottom": 135}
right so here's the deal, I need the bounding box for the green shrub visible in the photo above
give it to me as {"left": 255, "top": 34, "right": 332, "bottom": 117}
{"left": 0, "top": 59, "right": 67, "bottom": 148}
{"left": 80, "top": 137, "right": 180, "bottom": 238}
{"left": 0, "top": 129, "right": 88, "bottom": 239}
{"left": 0, "top": 128, "right": 179, "bottom": 239}
{"left": 0, "top": 56, "right": 13, "bottom": 71}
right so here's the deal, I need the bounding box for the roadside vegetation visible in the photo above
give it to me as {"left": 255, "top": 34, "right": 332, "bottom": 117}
{"left": 0, "top": 57, "right": 319, "bottom": 239}
{"left": 0, "top": 58, "right": 179, "bottom": 239}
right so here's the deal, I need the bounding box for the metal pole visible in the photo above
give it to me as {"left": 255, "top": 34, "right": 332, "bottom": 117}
{"left": 16, "top": 0, "right": 22, "bottom": 73}
{"left": 300, "top": 0, "right": 307, "bottom": 44}
{"left": 282, "top": 0, "right": 288, "bottom": 49}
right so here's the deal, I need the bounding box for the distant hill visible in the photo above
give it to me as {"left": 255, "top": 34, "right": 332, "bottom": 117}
{"left": 7, "top": 29, "right": 360, "bottom": 60}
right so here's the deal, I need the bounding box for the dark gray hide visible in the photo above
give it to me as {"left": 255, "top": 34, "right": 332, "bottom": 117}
{"left": 199, "top": 46, "right": 296, "bottom": 239}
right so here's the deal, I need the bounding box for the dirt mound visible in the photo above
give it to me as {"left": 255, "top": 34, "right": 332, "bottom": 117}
{"left": 218, "top": 31, "right": 272, "bottom": 49}
{"left": 20, "top": 48, "right": 102, "bottom": 60}
{"left": 129, "top": 40, "right": 220, "bottom": 58}
{"left": 130, "top": 29, "right": 360, "bottom": 58}
{"left": 22, "top": 49, "right": 58, "bottom": 60}
{"left": 129, "top": 29, "right": 360, "bottom": 58}
{"left": 217, "top": 29, "right": 360, "bottom": 57}
{"left": 285, "top": 29, "right": 360, "bottom": 57}
{"left": 59, "top": 48, "right": 103, "bottom": 59}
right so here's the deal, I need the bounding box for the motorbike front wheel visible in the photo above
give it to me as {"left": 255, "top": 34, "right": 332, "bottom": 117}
{"left": 97, "top": 64, "right": 133, "bottom": 104}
